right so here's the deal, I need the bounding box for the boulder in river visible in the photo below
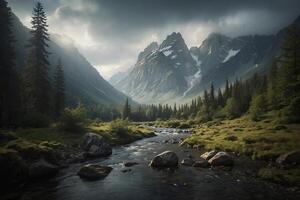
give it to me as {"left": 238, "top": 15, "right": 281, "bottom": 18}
{"left": 77, "top": 164, "right": 112, "bottom": 180}
{"left": 276, "top": 151, "right": 300, "bottom": 165}
{"left": 208, "top": 152, "right": 234, "bottom": 167}
{"left": 193, "top": 158, "right": 210, "bottom": 168}
{"left": 123, "top": 161, "right": 139, "bottom": 167}
{"left": 81, "top": 133, "right": 112, "bottom": 158}
{"left": 150, "top": 151, "right": 178, "bottom": 168}
{"left": 28, "top": 158, "right": 59, "bottom": 179}
{"left": 181, "top": 158, "right": 195, "bottom": 166}
{"left": 200, "top": 150, "right": 218, "bottom": 160}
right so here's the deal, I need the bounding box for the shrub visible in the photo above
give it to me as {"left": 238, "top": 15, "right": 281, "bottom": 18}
{"left": 58, "top": 104, "right": 87, "bottom": 132}
{"left": 166, "top": 121, "right": 180, "bottom": 128}
{"left": 178, "top": 123, "right": 191, "bottom": 129}
{"left": 110, "top": 119, "right": 129, "bottom": 136}
{"left": 281, "top": 97, "right": 300, "bottom": 123}
{"left": 224, "top": 98, "right": 241, "bottom": 119}
{"left": 249, "top": 95, "right": 267, "bottom": 121}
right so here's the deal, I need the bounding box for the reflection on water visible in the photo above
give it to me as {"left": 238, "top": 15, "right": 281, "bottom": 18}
{"left": 17, "top": 128, "right": 299, "bottom": 200}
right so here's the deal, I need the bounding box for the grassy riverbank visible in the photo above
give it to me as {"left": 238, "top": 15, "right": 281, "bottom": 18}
{"left": 0, "top": 120, "right": 155, "bottom": 164}
{"left": 180, "top": 111, "right": 300, "bottom": 185}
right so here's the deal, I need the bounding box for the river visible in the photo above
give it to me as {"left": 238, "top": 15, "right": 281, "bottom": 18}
{"left": 18, "top": 128, "right": 299, "bottom": 200}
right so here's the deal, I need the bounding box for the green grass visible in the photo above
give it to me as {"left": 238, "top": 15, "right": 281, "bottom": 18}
{"left": 0, "top": 121, "right": 155, "bottom": 148}
{"left": 181, "top": 112, "right": 300, "bottom": 161}
{"left": 87, "top": 121, "right": 155, "bottom": 145}
{"left": 0, "top": 120, "right": 155, "bottom": 164}
{"left": 180, "top": 112, "right": 300, "bottom": 185}
{"left": 258, "top": 167, "right": 300, "bottom": 185}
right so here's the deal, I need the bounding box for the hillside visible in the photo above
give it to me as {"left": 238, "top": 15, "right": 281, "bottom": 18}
{"left": 11, "top": 14, "right": 129, "bottom": 107}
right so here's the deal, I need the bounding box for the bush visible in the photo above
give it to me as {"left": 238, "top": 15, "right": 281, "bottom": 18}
{"left": 58, "top": 104, "right": 87, "bottom": 132}
{"left": 110, "top": 119, "right": 129, "bottom": 136}
{"left": 166, "top": 121, "right": 180, "bottom": 128}
{"left": 224, "top": 98, "right": 241, "bottom": 119}
{"left": 249, "top": 95, "right": 267, "bottom": 121}
{"left": 281, "top": 97, "right": 300, "bottom": 123}
{"left": 178, "top": 123, "right": 191, "bottom": 129}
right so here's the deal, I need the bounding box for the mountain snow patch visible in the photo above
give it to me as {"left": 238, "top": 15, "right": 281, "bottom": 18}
{"left": 191, "top": 53, "right": 202, "bottom": 66}
{"left": 171, "top": 55, "right": 177, "bottom": 59}
{"left": 163, "top": 50, "right": 173, "bottom": 57}
{"left": 159, "top": 46, "right": 172, "bottom": 51}
{"left": 182, "top": 69, "right": 202, "bottom": 97}
{"left": 222, "top": 49, "right": 240, "bottom": 63}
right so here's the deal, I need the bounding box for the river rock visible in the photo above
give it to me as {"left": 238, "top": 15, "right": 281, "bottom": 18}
{"left": 0, "top": 149, "right": 28, "bottom": 186}
{"left": 81, "top": 133, "right": 112, "bottom": 157}
{"left": 123, "top": 161, "right": 139, "bottom": 167}
{"left": 121, "top": 169, "right": 132, "bottom": 173}
{"left": 28, "top": 158, "right": 59, "bottom": 179}
{"left": 276, "top": 151, "right": 300, "bottom": 165}
{"left": 208, "top": 152, "right": 234, "bottom": 166}
{"left": 193, "top": 158, "right": 210, "bottom": 168}
{"left": 200, "top": 150, "right": 218, "bottom": 160}
{"left": 225, "top": 135, "right": 238, "bottom": 141}
{"left": 181, "top": 158, "right": 195, "bottom": 166}
{"left": 77, "top": 164, "right": 112, "bottom": 180}
{"left": 150, "top": 151, "right": 178, "bottom": 168}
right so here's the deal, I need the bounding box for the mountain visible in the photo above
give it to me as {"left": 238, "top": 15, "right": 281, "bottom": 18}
{"left": 111, "top": 17, "right": 300, "bottom": 104}
{"left": 11, "top": 14, "right": 129, "bottom": 106}
{"left": 112, "top": 32, "right": 200, "bottom": 104}
{"left": 187, "top": 33, "right": 280, "bottom": 96}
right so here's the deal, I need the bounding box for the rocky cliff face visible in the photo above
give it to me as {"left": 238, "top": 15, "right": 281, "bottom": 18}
{"left": 112, "top": 32, "right": 200, "bottom": 104}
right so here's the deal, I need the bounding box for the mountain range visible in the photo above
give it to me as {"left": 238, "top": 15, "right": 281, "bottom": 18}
{"left": 110, "top": 17, "right": 299, "bottom": 104}
{"left": 11, "top": 13, "right": 129, "bottom": 107}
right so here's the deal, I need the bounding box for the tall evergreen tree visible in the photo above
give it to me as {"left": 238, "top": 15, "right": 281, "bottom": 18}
{"left": 223, "top": 79, "right": 230, "bottom": 101}
{"left": 122, "top": 98, "right": 131, "bottom": 120}
{"left": 209, "top": 82, "right": 217, "bottom": 110}
{"left": 0, "top": 0, "right": 20, "bottom": 127}
{"left": 217, "top": 88, "right": 224, "bottom": 107}
{"left": 267, "top": 62, "right": 279, "bottom": 109}
{"left": 22, "top": 2, "right": 51, "bottom": 116}
{"left": 54, "top": 59, "right": 65, "bottom": 117}
{"left": 277, "top": 24, "right": 300, "bottom": 107}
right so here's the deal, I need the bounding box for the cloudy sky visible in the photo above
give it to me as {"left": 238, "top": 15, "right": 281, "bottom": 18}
{"left": 8, "top": 0, "right": 300, "bottom": 79}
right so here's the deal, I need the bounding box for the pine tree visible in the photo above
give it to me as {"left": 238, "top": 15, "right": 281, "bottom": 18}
{"left": 54, "top": 59, "right": 65, "bottom": 117}
{"left": 0, "top": 0, "right": 20, "bottom": 127}
{"left": 267, "top": 62, "right": 279, "bottom": 109}
{"left": 209, "top": 82, "right": 217, "bottom": 110}
{"left": 22, "top": 2, "right": 51, "bottom": 116}
{"left": 217, "top": 88, "right": 224, "bottom": 107}
{"left": 249, "top": 94, "right": 267, "bottom": 121}
{"left": 223, "top": 79, "right": 230, "bottom": 101}
{"left": 277, "top": 24, "right": 300, "bottom": 107}
{"left": 122, "top": 98, "right": 131, "bottom": 120}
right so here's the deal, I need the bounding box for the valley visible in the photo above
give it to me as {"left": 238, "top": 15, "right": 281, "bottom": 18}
{"left": 1, "top": 1, "right": 300, "bottom": 200}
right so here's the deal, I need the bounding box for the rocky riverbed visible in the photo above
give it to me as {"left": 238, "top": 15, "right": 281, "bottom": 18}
{"left": 2, "top": 128, "right": 300, "bottom": 200}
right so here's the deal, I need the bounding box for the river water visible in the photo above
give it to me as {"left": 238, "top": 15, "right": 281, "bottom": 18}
{"left": 18, "top": 128, "right": 299, "bottom": 200}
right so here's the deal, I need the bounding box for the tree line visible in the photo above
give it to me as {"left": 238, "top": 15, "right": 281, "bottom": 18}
{"left": 123, "top": 21, "right": 300, "bottom": 123}
{"left": 0, "top": 1, "right": 65, "bottom": 127}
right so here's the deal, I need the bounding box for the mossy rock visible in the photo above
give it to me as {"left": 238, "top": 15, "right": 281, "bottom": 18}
{"left": 5, "top": 139, "right": 59, "bottom": 163}
{"left": 0, "top": 132, "right": 18, "bottom": 145}
{"left": 0, "top": 148, "right": 28, "bottom": 187}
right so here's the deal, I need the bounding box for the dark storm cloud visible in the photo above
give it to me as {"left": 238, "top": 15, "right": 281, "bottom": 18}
{"left": 7, "top": 0, "right": 300, "bottom": 78}
{"left": 51, "top": 0, "right": 300, "bottom": 39}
